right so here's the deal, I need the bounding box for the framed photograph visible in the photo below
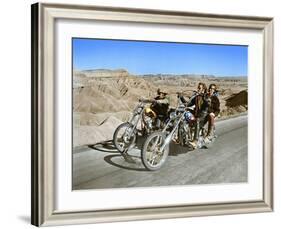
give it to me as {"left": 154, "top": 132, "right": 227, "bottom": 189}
{"left": 31, "top": 3, "right": 274, "bottom": 227}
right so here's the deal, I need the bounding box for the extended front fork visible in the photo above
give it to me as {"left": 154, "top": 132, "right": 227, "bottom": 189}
{"left": 126, "top": 109, "right": 144, "bottom": 138}
{"left": 159, "top": 113, "right": 184, "bottom": 152}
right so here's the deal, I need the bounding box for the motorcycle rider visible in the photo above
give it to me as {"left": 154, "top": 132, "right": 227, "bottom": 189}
{"left": 143, "top": 88, "right": 170, "bottom": 124}
{"left": 205, "top": 83, "right": 220, "bottom": 142}
{"left": 151, "top": 88, "right": 170, "bottom": 117}
{"left": 178, "top": 82, "right": 209, "bottom": 148}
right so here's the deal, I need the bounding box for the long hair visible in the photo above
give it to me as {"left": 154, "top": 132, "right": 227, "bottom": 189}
{"left": 208, "top": 83, "right": 217, "bottom": 90}
{"left": 197, "top": 82, "right": 207, "bottom": 93}
{"left": 208, "top": 83, "right": 218, "bottom": 94}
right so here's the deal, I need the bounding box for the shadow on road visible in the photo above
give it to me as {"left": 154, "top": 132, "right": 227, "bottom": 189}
{"left": 88, "top": 140, "right": 119, "bottom": 153}
{"left": 88, "top": 138, "right": 147, "bottom": 171}
{"left": 169, "top": 143, "right": 194, "bottom": 156}
{"left": 87, "top": 135, "right": 195, "bottom": 171}
{"left": 104, "top": 154, "right": 147, "bottom": 172}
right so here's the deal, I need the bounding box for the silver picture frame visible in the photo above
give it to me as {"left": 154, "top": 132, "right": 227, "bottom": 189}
{"left": 31, "top": 2, "right": 274, "bottom": 226}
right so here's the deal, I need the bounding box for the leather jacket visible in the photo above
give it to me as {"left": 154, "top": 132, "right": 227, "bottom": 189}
{"left": 207, "top": 93, "right": 220, "bottom": 116}
{"left": 179, "top": 92, "right": 209, "bottom": 117}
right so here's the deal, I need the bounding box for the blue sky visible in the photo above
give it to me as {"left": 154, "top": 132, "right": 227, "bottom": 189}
{"left": 73, "top": 38, "right": 248, "bottom": 77}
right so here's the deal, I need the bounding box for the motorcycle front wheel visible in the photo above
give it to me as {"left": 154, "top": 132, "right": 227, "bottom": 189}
{"left": 113, "top": 122, "right": 137, "bottom": 153}
{"left": 141, "top": 131, "right": 169, "bottom": 171}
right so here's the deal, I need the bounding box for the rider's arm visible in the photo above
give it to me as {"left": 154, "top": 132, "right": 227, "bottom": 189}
{"left": 139, "top": 98, "right": 153, "bottom": 103}
{"left": 215, "top": 97, "right": 220, "bottom": 116}
{"left": 156, "top": 97, "right": 169, "bottom": 105}
{"left": 185, "top": 94, "right": 197, "bottom": 107}
{"left": 212, "top": 96, "right": 220, "bottom": 116}
{"left": 179, "top": 95, "right": 187, "bottom": 104}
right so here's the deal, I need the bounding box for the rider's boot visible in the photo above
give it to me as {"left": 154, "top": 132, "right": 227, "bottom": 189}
{"left": 189, "top": 140, "right": 198, "bottom": 149}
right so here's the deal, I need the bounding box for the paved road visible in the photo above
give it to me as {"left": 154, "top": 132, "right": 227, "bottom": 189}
{"left": 73, "top": 115, "right": 248, "bottom": 190}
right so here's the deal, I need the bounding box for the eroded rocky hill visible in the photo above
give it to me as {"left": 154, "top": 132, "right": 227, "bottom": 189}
{"left": 73, "top": 69, "right": 248, "bottom": 147}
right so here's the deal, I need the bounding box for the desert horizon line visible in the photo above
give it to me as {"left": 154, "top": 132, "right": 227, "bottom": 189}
{"left": 74, "top": 68, "right": 247, "bottom": 78}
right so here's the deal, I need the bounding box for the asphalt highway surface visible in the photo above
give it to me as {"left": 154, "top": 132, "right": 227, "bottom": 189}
{"left": 73, "top": 115, "right": 248, "bottom": 190}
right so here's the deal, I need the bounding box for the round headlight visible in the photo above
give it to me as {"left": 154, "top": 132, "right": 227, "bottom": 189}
{"left": 169, "top": 112, "right": 177, "bottom": 119}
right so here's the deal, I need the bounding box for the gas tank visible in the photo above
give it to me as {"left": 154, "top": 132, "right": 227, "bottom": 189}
{"left": 184, "top": 111, "right": 195, "bottom": 123}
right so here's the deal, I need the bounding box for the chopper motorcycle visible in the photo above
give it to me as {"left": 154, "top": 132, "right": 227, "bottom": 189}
{"left": 141, "top": 97, "right": 215, "bottom": 171}
{"left": 113, "top": 98, "right": 170, "bottom": 154}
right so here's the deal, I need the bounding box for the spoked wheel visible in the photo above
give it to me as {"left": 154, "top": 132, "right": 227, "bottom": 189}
{"left": 141, "top": 132, "right": 169, "bottom": 171}
{"left": 113, "top": 122, "right": 137, "bottom": 153}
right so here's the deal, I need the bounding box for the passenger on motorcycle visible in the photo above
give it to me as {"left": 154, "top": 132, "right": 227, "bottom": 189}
{"left": 205, "top": 83, "right": 220, "bottom": 142}
{"left": 178, "top": 82, "right": 209, "bottom": 148}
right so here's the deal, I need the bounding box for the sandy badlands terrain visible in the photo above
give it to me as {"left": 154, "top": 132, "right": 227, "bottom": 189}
{"left": 73, "top": 69, "right": 247, "bottom": 147}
